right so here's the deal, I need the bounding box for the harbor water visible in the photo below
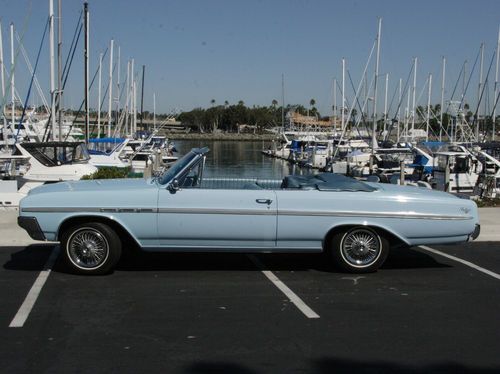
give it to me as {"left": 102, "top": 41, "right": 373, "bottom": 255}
{"left": 173, "top": 140, "right": 316, "bottom": 179}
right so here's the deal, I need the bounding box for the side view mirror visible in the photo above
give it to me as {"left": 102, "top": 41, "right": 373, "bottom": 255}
{"left": 168, "top": 179, "right": 180, "bottom": 193}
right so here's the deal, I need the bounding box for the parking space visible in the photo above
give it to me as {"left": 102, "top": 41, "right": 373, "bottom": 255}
{"left": 0, "top": 244, "right": 53, "bottom": 327}
{"left": 1, "top": 243, "right": 499, "bottom": 373}
{"left": 420, "top": 242, "right": 500, "bottom": 275}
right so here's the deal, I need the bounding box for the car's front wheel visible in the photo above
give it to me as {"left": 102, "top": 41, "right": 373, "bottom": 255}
{"left": 61, "top": 222, "right": 122, "bottom": 275}
{"left": 330, "top": 226, "right": 389, "bottom": 273}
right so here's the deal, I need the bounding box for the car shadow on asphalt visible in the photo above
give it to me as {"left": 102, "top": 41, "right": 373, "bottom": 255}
{"left": 382, "top": 246, "right": 451, "bottom": 270}
{"left": 2, "top": 244, "right": 55, "bottom": 272}
{"left": 182, "top": 358, "right": 498, "bottom": 374}
{"left": 114, "top": 246, "right": 450, "bottom": 273}
{"left": 310, "top": 357, "right": 499, "bottom": 374}
{"left": 2, "top": 245, "right": 450, "bottom": 274}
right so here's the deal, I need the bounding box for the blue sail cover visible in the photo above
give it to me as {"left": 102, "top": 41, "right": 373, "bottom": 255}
{"left": 88, "top": 137, "right": 126, "bottom": 155}
{"left": 89, "top": 137, "right": 125, "bottom": 144}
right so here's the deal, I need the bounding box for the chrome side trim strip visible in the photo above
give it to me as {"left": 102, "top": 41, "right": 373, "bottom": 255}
{"left": 157, "top": 208, "right": 276, "bottom": 216}
{"left": 21, "top": 207, "right": 471, "bottom": 220}
{"left": 22, "top": 207, "right": 98, "bottom": 213}
{"left": 21, "top": 207, "right": 158, "bottom": 213}
{"left": 278, "top": 210, "right": 471, "bottom": 220}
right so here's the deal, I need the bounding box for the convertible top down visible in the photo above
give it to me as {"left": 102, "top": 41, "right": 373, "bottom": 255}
{"left": 18, "top": 147, "right": 480, "bottom": 274}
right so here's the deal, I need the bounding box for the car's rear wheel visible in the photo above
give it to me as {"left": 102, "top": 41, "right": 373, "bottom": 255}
{"left": 330, "top": 226, "right": 389, "bottom": 273}
{"left": 61, "top": 222, "right": 121, "bottom": 275}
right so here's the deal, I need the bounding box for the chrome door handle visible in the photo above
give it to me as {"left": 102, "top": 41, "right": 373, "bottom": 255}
{"left": 256, "top": 199, "right": 273, "bottom": 205}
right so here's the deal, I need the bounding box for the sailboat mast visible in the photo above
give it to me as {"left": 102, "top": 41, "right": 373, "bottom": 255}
{"left": 341, "top": 58, "right": 345, "bottom": 132}
{"left": 411, "top": 57, "right": 417, "bottom": 140}
{"left": 333, "top": 78, "right": 337, "bottom": 130}
{"left": 116, "top": 45, "right": 120, "bottom": 123}
{"left": 0, "top": 21, "right": 7, "bottom": 147}
{"left": 133, "top": 79, "right": 137, "bottom": 135}
{"left": 130, "top": 58, "right": 134, "bottom": 135}
{"left": 372, "top": 17, "right": 382, "bottom": 151}
{"left": 140, "top": 64, "right": 145, "bottom": 130}
{"left": 125, "top": 59, "right": 130, "bottom": 136}
{"left": 426, "top": 74, "right": 432, "bottom": 142}
{"left": 383, "top": 73, "right": 388, "bottom": 134}
{"left": 57, "top": 0, "right": 62, "bottom": 141}
{"left": 494, "top": 26, "right": 500, "bottom": 141}
{"left": 153, "top": 92, "right": 156, "bottom": 131}
{"left": 0, "top": 21, "right": 4, "bottom": 101}
{"left": 281, "top": 73, "right": 285, "bottom": 131}
{"left": 10, "top": 22, "right": 14, "bottom": 136}
{"left": 405, "top": 75, "right": 411, "bottom": 139}
{"left": 440, "top": 57, "right": 446, "bottom": 141}
{"left": 83, "top": 1, "right": 89, "bottom": 144}
{"left": 397, "top": 78, "right": 402, "bottom": 141}
{"left": 49, "top": 0, "right": 56, "bottom": 140}
{"left": 97, "top": 52, "right": 102, "bottom": 138}
{"left": 477, "top": 42, "right": 484, "bottom": 141}
{"left": 107, "top": 39, "right": 114, "bottom": 137}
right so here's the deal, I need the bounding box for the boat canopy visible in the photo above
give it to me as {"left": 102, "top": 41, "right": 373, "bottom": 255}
{"left": 19, "top": 142, "right": 90, "bottom": 166}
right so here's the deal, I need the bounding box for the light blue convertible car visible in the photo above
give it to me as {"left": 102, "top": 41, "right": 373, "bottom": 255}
{"left": 18, "top": 147, "right": 480, "bottom": 274}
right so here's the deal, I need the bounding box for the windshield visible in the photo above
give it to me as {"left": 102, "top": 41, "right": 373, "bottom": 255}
{"left": 158, "top": 150, "right": 200, "bottom": 185}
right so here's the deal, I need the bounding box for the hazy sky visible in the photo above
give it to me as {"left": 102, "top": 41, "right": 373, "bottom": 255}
{"left": 1, "top": 0, "right": 500, "bottom": 116}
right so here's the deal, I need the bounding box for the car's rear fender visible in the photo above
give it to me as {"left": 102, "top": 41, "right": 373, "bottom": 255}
{"left": 323, "top": 221, "right": 411, "bottom": 250}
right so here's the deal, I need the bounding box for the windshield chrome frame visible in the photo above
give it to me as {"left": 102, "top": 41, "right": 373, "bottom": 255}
{"left": 157, "top": 147, "right": 209, "bottom": 187}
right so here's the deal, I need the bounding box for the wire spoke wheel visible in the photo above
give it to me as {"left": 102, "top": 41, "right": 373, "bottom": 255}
{"left": 341, "top": 228, "right": 382, "bottom": 268}
{"left": 67, "top": 228, "right": 110, "bottom": 270}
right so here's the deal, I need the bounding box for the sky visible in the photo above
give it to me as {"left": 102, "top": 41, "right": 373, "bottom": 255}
{"left": 1, "top": 0, "right": 500, "bottom": 116}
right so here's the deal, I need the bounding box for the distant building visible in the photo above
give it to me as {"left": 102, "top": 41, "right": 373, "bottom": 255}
{"left": 287, "top": 111, "right": 338, "bottom": 130}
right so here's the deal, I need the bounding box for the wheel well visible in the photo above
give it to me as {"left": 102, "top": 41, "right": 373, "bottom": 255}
{"left": 323, "top": 224, "right": 407, "bottom": 252}
{"left": 58, "top": 216, "right": 140, "bottom": 252}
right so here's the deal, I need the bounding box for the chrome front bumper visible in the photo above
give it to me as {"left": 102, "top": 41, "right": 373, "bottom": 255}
{"left": 17, "top": 216, "right": 46, "bottom": 241}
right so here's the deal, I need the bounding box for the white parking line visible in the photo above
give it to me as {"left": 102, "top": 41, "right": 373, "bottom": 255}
{"left": 248, "top": 255, "right": 320, "bottom": 319}
{"left": 419, "top": 245, "right": 500, "bottom": 281}
{"left": 9, "top": 246, "right": 60, "bottom": 328}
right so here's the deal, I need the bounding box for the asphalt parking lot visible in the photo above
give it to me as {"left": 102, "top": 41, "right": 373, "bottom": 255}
{"left": 1, "top": 238, "right": 499, "bottom": 373}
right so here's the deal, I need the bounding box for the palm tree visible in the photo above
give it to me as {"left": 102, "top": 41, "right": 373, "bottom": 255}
{"left": 210, "top": 99, "right": 216, "bottom": 106}
{"left": 238, "top": 100, "right": 244, "bottom": 106}
{"left": 308, "top": 99, "right": 316, "bottom": 117}
{"left": 272, "top": 99, "right": 278, "bottom": 108}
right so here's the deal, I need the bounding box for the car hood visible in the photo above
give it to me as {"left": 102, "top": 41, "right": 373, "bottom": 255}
{"left": 28, "top": 178, "right": 156, "bottom": 195}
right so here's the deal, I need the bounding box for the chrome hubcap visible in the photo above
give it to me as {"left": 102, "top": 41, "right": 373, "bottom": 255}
{"left": 341, "top": 229, "right": 381, "bottom": 267}
{"left": 68, "top": 228, "right": 109, "bottom": 269}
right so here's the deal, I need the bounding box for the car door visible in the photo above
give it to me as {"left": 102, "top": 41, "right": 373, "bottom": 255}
{"left": 157, "top": 187, "right": 277, "bottom": 250}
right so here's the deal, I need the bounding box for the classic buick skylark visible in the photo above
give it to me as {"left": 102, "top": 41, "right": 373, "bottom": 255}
{"left": 18, "top": 147, "right": 480, "bottom": 274}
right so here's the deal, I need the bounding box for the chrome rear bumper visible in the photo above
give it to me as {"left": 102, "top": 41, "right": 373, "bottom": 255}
{"left": 468, "top": 224, "right": 481, "bottom": 241}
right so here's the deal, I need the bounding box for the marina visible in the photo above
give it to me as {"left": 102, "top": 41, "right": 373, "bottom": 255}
{"left": 1, "top": 0, "right": 500, "bottom": 372}
{"left": 1, "top": 1, "right": 500, "bottom": 208}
